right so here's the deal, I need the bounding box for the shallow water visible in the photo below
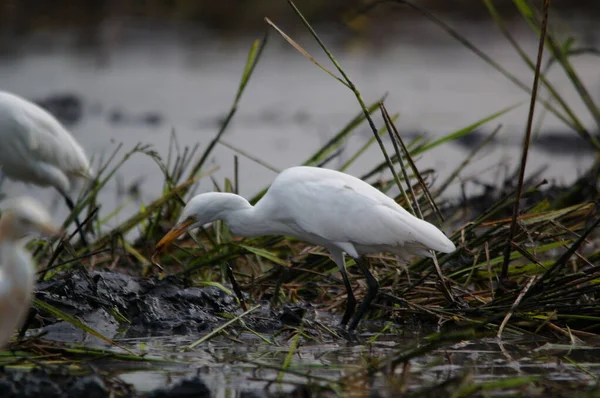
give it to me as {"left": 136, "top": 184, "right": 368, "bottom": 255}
{"left": 0, "top": 19, "right": 598, "bottom": 236}
{"left": 112, "top": 333, "right": 600, "bottom": 396}
{"left": 30, "top": 269, "right": 599, "bottom": 395}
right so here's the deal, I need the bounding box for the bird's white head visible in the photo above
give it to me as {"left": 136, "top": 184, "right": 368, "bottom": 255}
{"left": 155, "top": 192, "right": 251, "bottom": 254}
{"left": 0, "top": 197, "right": 62, "bottom": 241}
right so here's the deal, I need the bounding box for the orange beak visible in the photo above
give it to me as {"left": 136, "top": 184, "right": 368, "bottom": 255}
{"left": 38, "top": 222, "right": 63, "bottom": 237}
{"left": 153, "top": 217, "right": 196, "bottom": 255}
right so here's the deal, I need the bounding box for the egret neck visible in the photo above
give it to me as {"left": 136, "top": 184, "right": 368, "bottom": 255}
{"left": 206, "top": 194, "right": 281, "bottom": 237}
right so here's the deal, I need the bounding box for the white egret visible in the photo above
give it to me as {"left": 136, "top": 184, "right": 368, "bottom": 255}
{"left": 0, "top": 196, "right": 61, "bottom": 349}
{"left": 0, "top": 91, "right": 92, "bottom": 246}
{"left": 155, "top": 166, "right": 456, "bottom": 330}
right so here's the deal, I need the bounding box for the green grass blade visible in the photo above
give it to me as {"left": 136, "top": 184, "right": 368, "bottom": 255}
{"left": 186, "top": 304, "right": 261, "bottom": 349}
{"left": 264, "top": 17, "right": 348, "bottom": 88}
{"left": 237, "top": 244, "right": 289, "bottom": 266}
{"left": 413, "top": 103, "right": 521, "bottom": 155}
{"left": 187, "top": 32, "right": 269, "bottom": 182}
{"left": 484, "top": 0, "right": 593, "bottom": 146}
{"left": 33, "top": 298, "right": 136, "bottom": 355}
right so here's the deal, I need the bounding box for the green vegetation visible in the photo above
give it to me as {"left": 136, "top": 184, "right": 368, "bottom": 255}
{"left": 2, "top": 0, "right": 599, "bottom": 396}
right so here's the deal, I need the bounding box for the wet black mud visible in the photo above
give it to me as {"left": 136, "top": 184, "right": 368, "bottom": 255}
{"left": 0, "top": 366, "right": 317, "bottom": 398}
{"left": 0, "top": 367, "right": 113, "bottom": 398}
{"left": 34, "top": 271, "right": 291, "bottom": 341}
{"left": 0, "top": 367, "right": 293, "bottom": 398}
{"left": 1, "top": 271, "right": 321, "bottom": 397}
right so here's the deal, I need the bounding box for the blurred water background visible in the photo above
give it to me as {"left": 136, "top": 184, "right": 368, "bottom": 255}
{"left": 0, "top": 0, "right": 598, "bottom": 231}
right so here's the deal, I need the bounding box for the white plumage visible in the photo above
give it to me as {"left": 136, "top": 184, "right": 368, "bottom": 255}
{"left": 0, "top": 91, "right": 91, "bottom": 193}
{"left": 0, "top": 91, "right": 92, "bottom": 245}
{"left": 156, "top": 166, "right": 456, "bottom": 330}
{"left": 0, "top": 196, "right": 60, "bottom": 349}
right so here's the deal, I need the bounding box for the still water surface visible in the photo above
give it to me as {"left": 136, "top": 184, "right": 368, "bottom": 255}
{"left": 0, "top": 20, "right": 598, "bottom": 232}
{"left": 114, "top": 333, "right": 600, "bottom": 396}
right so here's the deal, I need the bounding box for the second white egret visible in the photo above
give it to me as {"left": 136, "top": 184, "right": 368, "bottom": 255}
{"left": 0, "top": 91, "right": 92, "bottom": 246}
{"left": 0, "top": 196, "right": 61, "bottom": 349}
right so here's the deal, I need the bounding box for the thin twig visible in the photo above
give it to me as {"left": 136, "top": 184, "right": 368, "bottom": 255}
{"left": 497, "top": 276, "right": 537, "bottom": 338}
{"left": 435, "top": 124, "right": 503, "bottom": 197}
{"left": 234, "top": 155, "right": 239, "bottom": 195}
{"left": 286, "top": 0, "right": 382, "bottom": 160}
{"left": 378, "top": 107, "right": 454, "bottom": 303}
{"left": 354, "top": 0, "right": 593, "bottom": 143}
{"left": 186, "top": 304, "right": 261, "bottom": 349}
{"left": 379, "top": 104, "right": 414, "bottom": 215}
{"left": 500, "top": 0, "right": 551, "bottom": 282}
{"left": 381, "top": 103, "right": 444, "bottom": 223}
{"left": 187, "top": 31, "right": 269, "bottom": 182}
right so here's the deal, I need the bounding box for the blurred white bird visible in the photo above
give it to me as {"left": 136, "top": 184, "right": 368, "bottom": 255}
{"left": 155, "top": 166, "right": 456, "bottom": 330}
{"left": 0, "top": 196, "right": 60, "bottom": 349}
{"left": 0, "top": 91, "right": 92, "bottom": 246}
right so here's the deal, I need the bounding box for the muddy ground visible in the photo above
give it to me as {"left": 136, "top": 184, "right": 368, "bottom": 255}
{"left": 0, "top": 368, "right": 266, "bottom": 398}
{"left": 1, "top": 169, "right": 598, "bottom": 397}
{"left": 4, "top": 270, "right": 320, "bottom": 397}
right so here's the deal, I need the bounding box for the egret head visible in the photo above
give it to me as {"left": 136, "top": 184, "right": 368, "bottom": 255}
{"left": 0, "top": 197, "right": 61, "bottom": 241}
{"left": 154, "top": 192, "right": 251, "bottom": 254}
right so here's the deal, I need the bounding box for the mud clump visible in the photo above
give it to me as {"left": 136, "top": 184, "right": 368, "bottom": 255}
{"left": 0, "top": 368, "right": 213, "bottom": 398}
{"left": 34, "top": 270, "right": 282, "bottom": 340}
{"left": 0, "top": 368, "right": 110, "bottom": 398}
{"left": 146, "top": 377, "right": 210, "bottom": 398}
{"left": 0, "top": 368, "right": 332, "bottom": 398}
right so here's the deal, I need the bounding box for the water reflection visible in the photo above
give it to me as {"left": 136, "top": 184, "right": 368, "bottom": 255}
{"left": 113, "top": 334, "right": 600, "bottom": 395}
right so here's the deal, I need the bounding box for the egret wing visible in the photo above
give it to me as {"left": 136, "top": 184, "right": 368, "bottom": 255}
{"left": 264, "top": 169, "right": 454, "bottom": 254}
{"left": 0, "top": 93, "right": 90, "bottom": 175}
{"left": 268, "top": 176, "right": 414, "bottom": 247}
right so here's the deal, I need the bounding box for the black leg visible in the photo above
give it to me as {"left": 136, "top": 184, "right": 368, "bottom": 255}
{"left": 270, "top": 264, "right": 288, "bottom": 308}
{"left": 348, "top": 257, "right": 379, "bottom": 331}
{"left": 17, "top": 307, "right": 38, "bottom": 341}
{"left": 340, "top": 267, "right": 357, "bottom": 327}
{"left": 62, "top": 194, "right": 89, "bottom": 248}
{"left": 226, "top": 262, "right": 247, "bottom": 311}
